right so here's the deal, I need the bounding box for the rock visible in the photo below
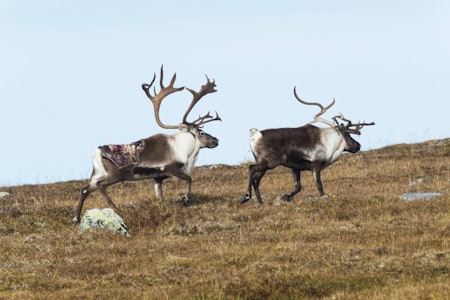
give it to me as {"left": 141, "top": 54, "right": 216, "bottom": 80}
{"left": 409, "top": 177, "right": 426, "bottom": 186}
{"left": 78, "top": 208, "right": 130, "bottom": 236}
{"left": 0, "top": 191, "right": 10, "bottom": 198}
{"left": 399, "top": 193, "right": 442, "bottom": 201}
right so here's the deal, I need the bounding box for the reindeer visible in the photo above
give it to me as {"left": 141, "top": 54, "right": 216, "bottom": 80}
{"left": 240, "top": 87, "right": 374, "bottom": 204}
{"left": 74, "top": 66, "right": 221, "bottom": 223}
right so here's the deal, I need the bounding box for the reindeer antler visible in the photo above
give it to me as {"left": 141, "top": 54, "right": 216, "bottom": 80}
{"left": 333, "top": 113, "right": 375, "bottom": 135}
{"left": 142, "top": 67, "right": 221, "bottom": 129}
{"left": 293, "top": 87, "right": 336, "bottom": 127}
{"left": 184, "top": 75, "right": 221, "bottom": 127}
{"left": 142, "top": 65, "right": 185, "bottom": 129}
{"left": 191, "top": 111, "right": 221, "bottom": 126}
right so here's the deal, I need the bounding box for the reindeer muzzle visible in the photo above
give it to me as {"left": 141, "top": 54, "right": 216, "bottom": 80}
{"left": 208, "top": 138, "right": 219, "bottom": 148}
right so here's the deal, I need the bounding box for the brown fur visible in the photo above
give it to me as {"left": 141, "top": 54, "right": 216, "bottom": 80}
{"left": 74, "top": 130, "right": 218, "bottom": 223}
{"left": 241, "top": 124, "right": 361, "bottom": 204}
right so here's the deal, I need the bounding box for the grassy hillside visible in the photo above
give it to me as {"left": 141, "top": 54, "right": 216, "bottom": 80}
{"left": 1, "top": 139, "right": 449, "bottom": 299}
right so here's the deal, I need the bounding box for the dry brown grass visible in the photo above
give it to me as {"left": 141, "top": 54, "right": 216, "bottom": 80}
{"left": 1, "top": 139, "right": 449, "bottom": 299}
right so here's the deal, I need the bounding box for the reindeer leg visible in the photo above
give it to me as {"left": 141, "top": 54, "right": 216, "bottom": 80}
{"left": 242, "top": 163, "right": 268, "bottom": 204}
{"left": 280, "top": 168, "right": 301, "bottom": 201}
{"left": 153, "top": 178, "right": 164, "bottom": 202}
{"left": 252, "top": 167, "right": 267, "bottom": 204}
{"left": 182, "top": 176, "right": 192, "bottom": 206}
{"left": 163, "top": 165, "right": 192, "bottom": 206}
{"left": 312, "top": 167, "right": 325, "bottom": 196}
{"left": 98, "top": 185, "right": 118, "bottom": 210}
{"left": 174, "top": 173, "right": 192, "bottom": 206}
{"left": 74, "top": 164, "right": 101, "bottom": 223}
{"left": 74, "top": 151, "right": 119, "bottom": 223}
{"left": 73, "top": 185, "right": 92, "bottom": 224}
{"left": 240, "top": 164, "right": 255, "bottom": 204}
{"left": 241, "top": 163, "right": 269, "bottom": 204}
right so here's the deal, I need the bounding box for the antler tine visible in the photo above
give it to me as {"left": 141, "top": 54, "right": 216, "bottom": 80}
{"left": 183, "top": 75, "right": 218, "bottom": 125}
{"left": 192, "top": 111, "right": 222, "bottom": 126}
{"left": 193, "top": 111, "right": 212, "bottom": 124}
{"left": 293, "top": 87, "right": 336, "bottom": 127}
{"left": 158, "top": 65, "right": 177, "bottom": 90}
{"left": 334, "top": 113, "right": 360, "bottom": 134}
{"left": 141, "top": 65, "right": 185, "bottom": 129}
{"left": 350, "top": 121, "right": 375, "bottom": 134}
{"left": 141, "top": 72, "right": 156, "bottom": 98}
{"left": 332, "top": 113, "right": 351, "bottom": 125}
{"left": 333, "top": 113, "right": 375, "bottom": 135}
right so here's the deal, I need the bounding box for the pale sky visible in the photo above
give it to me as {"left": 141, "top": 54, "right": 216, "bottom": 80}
{"left": 1, "top": 1, "right": 449, "bottom": 186}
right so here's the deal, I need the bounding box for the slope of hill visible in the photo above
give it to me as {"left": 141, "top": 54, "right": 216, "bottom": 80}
{"left": 1, "top": 139, "right": 449, "bottom": 299}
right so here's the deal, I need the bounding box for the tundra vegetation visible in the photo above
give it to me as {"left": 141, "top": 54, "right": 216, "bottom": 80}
{"left": 1, "top": 139, "right": 449, "bottom": 299}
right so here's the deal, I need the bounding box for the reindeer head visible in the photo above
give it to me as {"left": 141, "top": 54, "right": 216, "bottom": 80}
{"left": 293, "top": 87, "right": 375, "bottom": 153}
{"left": 333, "top": 114, "right": 374, "bottom": 153}
{"left": 141, "top": 66, "right": 221, "bottom": 148}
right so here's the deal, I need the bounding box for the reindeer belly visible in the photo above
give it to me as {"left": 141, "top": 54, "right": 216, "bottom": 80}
{"left": 283, "top": 159, "right": 312, "bottom": 170}
{"left": 282, "top": 148, "right": 319, "bottom": 170}
{"left": 130, "top": 167, "right": 165, "bottom": 180}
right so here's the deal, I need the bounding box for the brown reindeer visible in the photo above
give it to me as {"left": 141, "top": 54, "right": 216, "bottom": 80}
{"left": 241, "top": 87, "right": 374, "bottom": 204}
{"left": 74, "top": 66, "right": 221, "bottom": 223}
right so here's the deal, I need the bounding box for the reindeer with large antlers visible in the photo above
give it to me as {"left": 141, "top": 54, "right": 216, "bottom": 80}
{"left": 240, "top": 87, "right": 374, "bottom": 204}
{"left": 74, "top": 66, "right": 221, "bottom": 223}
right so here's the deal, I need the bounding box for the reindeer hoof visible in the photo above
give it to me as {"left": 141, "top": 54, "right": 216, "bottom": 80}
{"left": 72, "top": 217, "right": 80, "bottom": 224}
{"left": 279, "top": 194, "right": 293, "bottom": 202}
{"left": 240, "top": 194, "right": 251, "bottom": 204}
{"left": 181, "top": 195, "right": 188, "bottom": 206}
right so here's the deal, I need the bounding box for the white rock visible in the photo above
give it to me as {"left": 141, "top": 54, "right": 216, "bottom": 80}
{"left": 78, "top": 208, "right": 130, "bottom": 236}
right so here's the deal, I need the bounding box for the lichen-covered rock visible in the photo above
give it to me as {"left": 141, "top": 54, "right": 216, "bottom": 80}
{"left": 399, "top": 193, "right": 442, "bottom": 201}
{"left": 78, "top": 208, "right": 130, "bottom": 236}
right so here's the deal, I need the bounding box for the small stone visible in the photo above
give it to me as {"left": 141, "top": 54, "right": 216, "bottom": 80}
{"left": 399, "top": 193, "right": 442, "bottom": 201}
{"left": 410, "top": 177, "right": 426, "bottom": 186}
